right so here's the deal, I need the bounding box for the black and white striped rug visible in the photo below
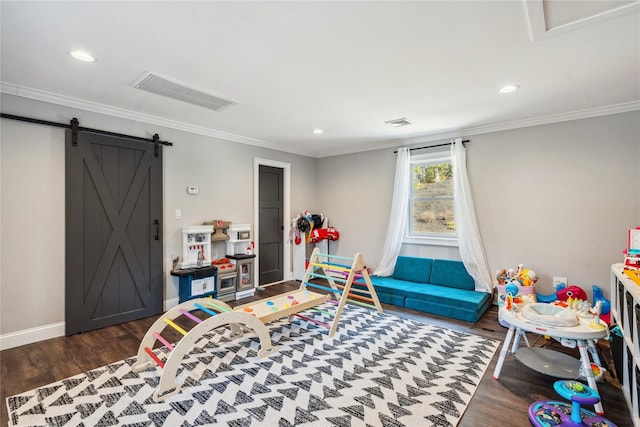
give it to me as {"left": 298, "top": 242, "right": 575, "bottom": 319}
{"left": 7, "top": 305, "right": 498, "bottom": 427}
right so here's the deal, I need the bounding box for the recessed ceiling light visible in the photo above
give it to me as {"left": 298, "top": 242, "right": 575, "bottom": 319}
{"left": 499, "top": 84, "right": 520, "bottom": 94}
{"left": 312, "top": 129, "right": 323, "bottom": 134}
{"left": 70, "top": 50, "right": 96, "bottom": 62}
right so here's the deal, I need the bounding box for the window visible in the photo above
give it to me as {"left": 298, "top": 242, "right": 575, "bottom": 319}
{"left": 406, "top": 150, "right": 456, "bottom": 244}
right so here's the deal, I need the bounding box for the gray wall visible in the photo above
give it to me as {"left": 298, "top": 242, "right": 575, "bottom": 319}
{"left": 317, "top": 111, "right": 640, "bottom": 300}
{"left": 0, "top": 94, "right": 318, "bottom": 336}
{"left": 1, "top": 92, "right": 638, "bottom": 343}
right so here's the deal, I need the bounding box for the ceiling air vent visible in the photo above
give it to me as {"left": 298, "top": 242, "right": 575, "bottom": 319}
{"left": 135, "top": 73, "right": 235, "bottom": 111}
{"left": 385, "top": 118, "right": 412, "bottom": 127}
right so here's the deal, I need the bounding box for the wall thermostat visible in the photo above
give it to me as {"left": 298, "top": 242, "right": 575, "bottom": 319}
{"left": 187, "top": 186, "right": 199, "bottom": 195}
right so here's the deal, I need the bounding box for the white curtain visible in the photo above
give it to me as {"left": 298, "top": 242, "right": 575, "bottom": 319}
{"left": 452, "top": 138, "right": 493, "bottom": 293}
{"left": 374, "top": 147, "right": 410, "bottom": 276}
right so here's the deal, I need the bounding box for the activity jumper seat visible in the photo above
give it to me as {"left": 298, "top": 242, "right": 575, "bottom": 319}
{"left": 529, "top": 380, "right": 617, "bottom": 427}
{"left": 133, "top": 248, "right": 383, "bottom": 402}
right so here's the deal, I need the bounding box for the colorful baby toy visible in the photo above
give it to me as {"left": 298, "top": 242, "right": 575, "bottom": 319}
{"left": 537, "top": 284, "right": 587, "bottom": 304}
{"left": 528, "top": 380, "right": 617, "bottom": 426}
{"left": 496, "top": 264, "right": 538, "bottom": 287}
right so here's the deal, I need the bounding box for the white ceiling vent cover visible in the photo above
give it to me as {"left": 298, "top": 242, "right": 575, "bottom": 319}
{"left": 385, "top": 118, "right": 412, "bottom": 127}
{"left": 135, "top": 73, "right": 235, "bottom": 111}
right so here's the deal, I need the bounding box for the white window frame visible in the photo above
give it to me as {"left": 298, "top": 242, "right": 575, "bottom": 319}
{"left": 404, "top": 150, "right": 458, "bottom": 247}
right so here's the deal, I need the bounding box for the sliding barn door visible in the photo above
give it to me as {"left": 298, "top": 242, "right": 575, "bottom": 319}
{"left": 65, "top": 130, "right": 163, "bottom": 335}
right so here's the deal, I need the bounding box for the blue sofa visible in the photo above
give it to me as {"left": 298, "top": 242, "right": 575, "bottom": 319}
{"left": 370, "top": 256, "right": 491, "bottom": 322}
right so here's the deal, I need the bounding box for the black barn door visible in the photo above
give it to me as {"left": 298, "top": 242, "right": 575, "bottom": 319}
{"left": 258, "top": 165, "right": 284, "bottom": 284}
{"left": 65, "top": 130, "right": 163, "bottom": 335}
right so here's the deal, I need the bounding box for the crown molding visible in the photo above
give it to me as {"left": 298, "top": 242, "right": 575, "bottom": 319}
{"left": 315, "top": 100, "right": 640, "bottom": 158}
{"left": 3, "top": 81, "right": 638, "bottom": 159}
{"left": 0, "top": 82, "right": 314, "bottom": 157}
{"left": 457, "top": 100, "right": 640, "bottom": 137}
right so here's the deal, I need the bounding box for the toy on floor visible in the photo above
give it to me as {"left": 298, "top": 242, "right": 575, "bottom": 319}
{"left": 133, "top": 249, "right": 383, "bottom": 402}
{"left": 528, "top": 380, "right": 617, "bottom": 426}
{"left": 579, "top": 362, "right": 606, "bottom": 383}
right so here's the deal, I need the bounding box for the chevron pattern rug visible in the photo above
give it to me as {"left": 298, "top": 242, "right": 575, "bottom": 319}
{"left": 7, "top": 305, "right": 498, "bottom": 427}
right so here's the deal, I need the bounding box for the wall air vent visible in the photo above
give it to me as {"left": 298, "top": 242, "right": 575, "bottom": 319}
{"left": 134, "top": 73, "right": 235, "bottom": 111}
{"left": 385, "top": 118, "right": 412, "bottom": 127}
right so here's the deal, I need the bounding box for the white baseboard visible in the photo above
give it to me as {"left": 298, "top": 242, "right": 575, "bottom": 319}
{"left": 1, "top": 298, "right": 181, "bottom": 351}
{"left": 0, "top": 322, "right": 65, "bottom": 351}
{"left": 165, "top": 297, "right": 179, "bottom": 311}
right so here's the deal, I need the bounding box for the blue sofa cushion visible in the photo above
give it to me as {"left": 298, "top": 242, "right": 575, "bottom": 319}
{"left": 393, "top": 256, "right": 433, "bottom": 283}
{"left": 405, "top": 296, "right": 490, "bottom": 323}
{"left": 375, "top": 291, "right": 405, "bottom": 307}
{"left": 429, "top": 259, "right": 475, "bottom": 290}
{"left": 370, "top": 276, "right": 418, "bottom": 296}
{"left": 402, "top": 283, "right": 490, "bottom": 311}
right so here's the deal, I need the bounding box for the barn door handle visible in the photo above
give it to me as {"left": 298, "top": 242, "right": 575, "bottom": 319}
{"left": 154, "top": 219, "right": 159, "bottom": 240}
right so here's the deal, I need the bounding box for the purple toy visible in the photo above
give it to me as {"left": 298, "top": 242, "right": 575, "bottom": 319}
{"left": 528, "top": 380, "right": 616, "bottom": 427}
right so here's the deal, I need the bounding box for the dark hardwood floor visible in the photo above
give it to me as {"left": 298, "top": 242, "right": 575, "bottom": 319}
{"left": 1, "top": 281, "right": 632, "bottom": 426}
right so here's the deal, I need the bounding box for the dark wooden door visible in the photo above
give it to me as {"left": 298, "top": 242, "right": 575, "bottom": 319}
{"left": 258, "top": 165, "right": 284, "bottom": 284}
{"left": 65, "top": 130, "right": 163, "bottom": 335}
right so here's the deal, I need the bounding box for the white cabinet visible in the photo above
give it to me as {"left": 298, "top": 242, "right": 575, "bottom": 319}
{"left": 610, "top": 263, "right": 640, "bottom": 426}
{"left": 191, "top": 276, "right": 215, "bottom": 296}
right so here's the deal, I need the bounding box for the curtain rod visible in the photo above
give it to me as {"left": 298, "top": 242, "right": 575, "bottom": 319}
{"left": 393, "top": 139, "right": 469, "bottom": 153}
{"left": 0, "top": 113, "right": 173, "bottom": 146}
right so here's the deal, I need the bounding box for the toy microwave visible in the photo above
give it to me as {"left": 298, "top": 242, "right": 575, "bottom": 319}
{"left": 228, "top": 224, "right": 251, "bottom": 241}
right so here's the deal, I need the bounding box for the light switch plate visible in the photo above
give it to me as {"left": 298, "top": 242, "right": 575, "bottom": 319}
{"left": 553, "top": 276, "right": 567, "bottom": 288}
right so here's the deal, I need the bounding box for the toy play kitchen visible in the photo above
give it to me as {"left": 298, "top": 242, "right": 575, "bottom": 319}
{"left": 171, "top": 225, "right": 217, "bottom": 303}
{"left": 210, "top": 258, "right": 235, "bottom": 302}
{"left": 200, "top": 220, "right": 236, "bottom": 302}
{"left": 178, "top": 225, "right": 213, "bottom": 269}
{"left": 225, "top": 224, "right": 256, "bottom": 300}
{"left": 171, "top": 223, "right": 256, "bottom": 303}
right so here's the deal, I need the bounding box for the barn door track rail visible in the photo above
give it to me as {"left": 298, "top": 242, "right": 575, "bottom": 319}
{"left": 0, "top": 113, "right": 172, "bottom": 156}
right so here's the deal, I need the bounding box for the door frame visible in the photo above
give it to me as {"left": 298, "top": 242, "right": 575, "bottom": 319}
{"left": 253, "top": 157, "right": 291, "bottom": 283}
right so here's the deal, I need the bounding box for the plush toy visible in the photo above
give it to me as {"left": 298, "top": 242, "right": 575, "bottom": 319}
{"left": 499, "top": 283, "right": 527, "bottom": 305}
{"left": 496, "top": 269, "right": 508, "bottom": 285}
{"left": 497, "top": 265, "right": 538, "bottom": 286}
{"left": 517, "top": 269, "right": 538, "bottom": 287}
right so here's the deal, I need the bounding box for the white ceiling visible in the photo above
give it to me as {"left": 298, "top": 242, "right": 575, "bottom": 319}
{"left": 1, "top": 1, "right": 639, "bottom": 158}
